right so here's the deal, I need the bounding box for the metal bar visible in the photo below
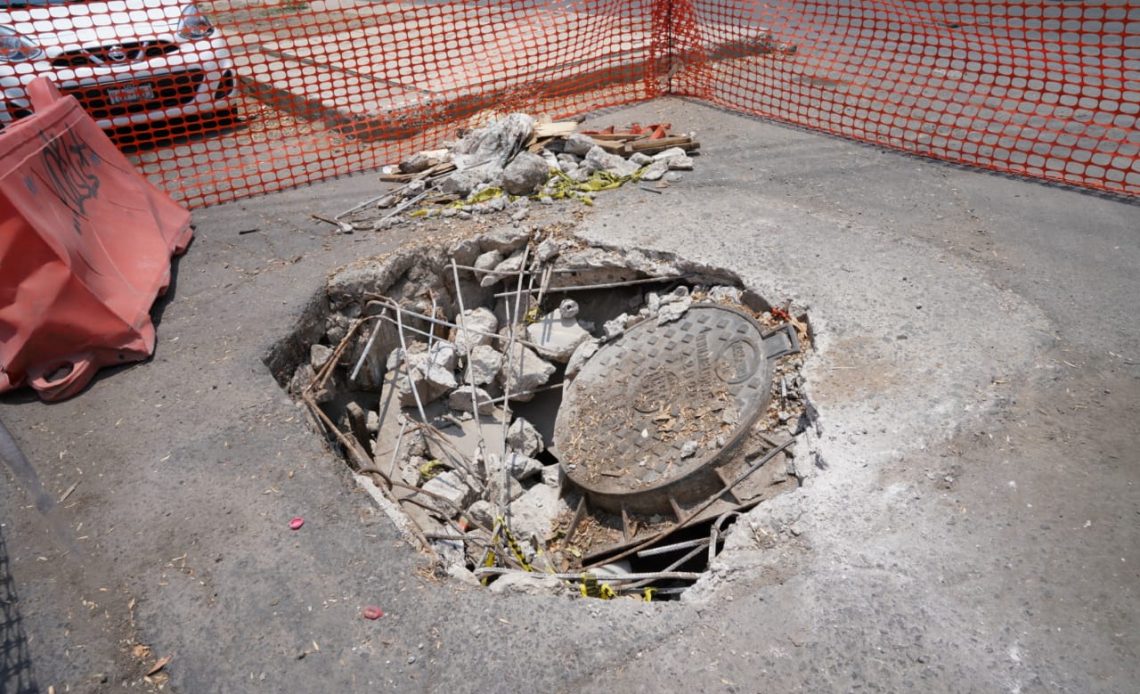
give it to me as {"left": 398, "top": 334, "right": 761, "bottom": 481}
{"left": 635, "top": 537, "right": 711, "bottom": 558}
{"left": 473, "top": 567, "right": 702, "bottom": 582}
{"left": 493, "top": 275, "right": 686, "bottom": 298}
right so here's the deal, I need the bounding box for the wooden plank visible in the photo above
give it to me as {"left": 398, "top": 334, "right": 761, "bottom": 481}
{"left": 533, "top": 121, "right": 580, "bottom": 138}
{"left": 627, "top": 135, "right": 696, "bottom": 152}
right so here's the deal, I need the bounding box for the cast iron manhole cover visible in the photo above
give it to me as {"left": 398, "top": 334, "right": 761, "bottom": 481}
{"left": 554, "top": 304, "right": 778, "bottom": 514}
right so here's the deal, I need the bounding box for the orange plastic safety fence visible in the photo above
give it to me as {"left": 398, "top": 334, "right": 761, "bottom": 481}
{"left": 0, "top": 0, "right": 1135, "bottom": 205}
{"left": 673, "top": 0, "right": 1140, "bottom": 196}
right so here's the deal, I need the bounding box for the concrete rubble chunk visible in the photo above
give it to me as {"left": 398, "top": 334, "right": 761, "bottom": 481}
{"left": 473, "top": 250, "right": 503, "bottom": 273}
{"left": 396, "top": 341, "right": 458, "bottom": 405}
{"left": 466, "top": 499, "right": 495, "bottom": 529}
{"left": 664, "top": 172, "right": 684, "bottom": 183}
{"left": 652, "top": 146, "right": 689, "bottom": 161}
{"left": 309, "top": 343, "right": 334, "bottom": 372}
{"left": 535, "top": 238, "right": 561, "bottom": 263}
{"left": 640, "top": 160, "right": 668, "bottom": 181}
{"left": 562, "top": 132, "right": 597, "bottom": 157}
{"left": 483, "top": 251, "right": 526, "bottom": 287}
{"left": 448, "top": 387, "right": 494, "bottom": 415}
{"left": 488, "top": 572, "right": 570, "bottom": 596}
{"left": 506, "top": 417, "right": 545, "bottom": 457}
{"left": 541, "top": 464, "right": 561, "bottom": 488}
{"left": 540, "top": 149, "right": 562, "bottom": 172}
{"left": 556, "top": 152, "right": 580, "bottom": 168}
{"left": 565, "top": 338, "right": 599, "bottom": 379}
{"left": 485, "top": 454, "right": 526, "bottom": 504}
{"left": 680, "top": 440, "right": 699, "bottom": 458}
{"left": 582, "top": 146, "right": 639, "bottom": 178}
{"left": 602, "top": 313, "right": 630, "bottom": 341}
{"left": 421, "top": 470, "right": 474, "bottom": 515}
{"left": 525, "top": 309, "right": 591, "bottom": 363}
{"left": 707, "top": 285, "right": 743, "bottom": 303}
{"left": 451, "top": 113, "right": 535, "bottom": 170}
{"left": 507, "top": 484, "right": 563, "bottom": 542}
{"left": 667, "top": 155, "right": 694, "bottom": 171}
{"left": 502, "top": 152, "right": 551, "bottom": 196}
{"left": 657, "top": 287, "right": 693, "bottom": 325}
{"left": 448, "top": 237, "right": 482, "bottom": 266}
{"left": 454, "top": 307, "right": 498, "bottom": 355}
{"left": 447, "top": 564, "right": 480, "bottom": 586}
{"left": 466, "top": 344, "right": 503, "bottom": 386}
{"left": 630, "top": 152, "right": 654, "bottom": 166}
{"left": 505, "top": 452, "right": 544, "bottom": 481}
{"left": 557, "top": 298, "right": 578, "bottom": 318}
{"left": 399, "top": 148, "right": 448, "bottom": 174}
{"left": 499, "top": 343, "right": 555, "bottom": 400}
{"left": 478, "top": 227, "right": 531, "bottom": 254}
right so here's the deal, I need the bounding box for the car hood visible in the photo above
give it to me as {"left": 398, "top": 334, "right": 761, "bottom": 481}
{"left": 0, "top": 1, "right": 188, "bottom": 47}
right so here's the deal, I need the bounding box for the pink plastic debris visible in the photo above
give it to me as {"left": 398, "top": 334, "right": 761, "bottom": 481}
{"left": 289, "top": 517, "right": 305, "bottom": 530}
{"left": 362, "top": 606, "right": 384, "bottom": 620}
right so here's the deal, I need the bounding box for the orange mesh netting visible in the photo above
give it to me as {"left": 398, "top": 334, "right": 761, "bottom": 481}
{"left": 1, "top": 0, "right": 1134, "bottom": 206}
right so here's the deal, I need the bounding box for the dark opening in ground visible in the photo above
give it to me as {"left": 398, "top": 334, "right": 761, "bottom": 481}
{"left": 267, "top": 227, "right": 814, "bottom": 601}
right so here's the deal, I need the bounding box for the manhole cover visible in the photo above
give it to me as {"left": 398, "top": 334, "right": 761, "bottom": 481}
{"left": 555, "top": 304, "right": 781, "bottom": 514}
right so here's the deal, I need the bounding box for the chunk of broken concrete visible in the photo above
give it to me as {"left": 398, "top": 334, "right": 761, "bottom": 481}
{"left": 565, "top": 338, "right": 599, "bottom": 379}
{"left": 448, "top": 386, "right": 495, "bottom": 415}
{"left": 499, "top": 343, "right": 556, "bottom": 400}
{"left": 488, "top": 572, "right": 570, "bottom": 597}
{"left": 453, "top": 307, "right": 498, "bottom": 355}
{"left": 309, "top": 343, "right": 334, "bottom": 372}
{"left": 640, "top": 160, "right": 668, "bottom": 181}
{"left": 666, "top": 155, "right": 694, "bottom": 171}
{"left": 421, "top": 470, "right": 474, "bottom": 516}
{"left": 562, "top": 133, "right": 597, "bottom": 157}
{"left": 466, "top": 499, "right": 495, "bottom": 529}
{"left": 502, "top": 152, "right": 551, "bottom": 196}
{"left": 481, "top": 250, "right": 526, "bottom": 287}
{"left": 474, "top": 249, "right": 503, "bottom": 273}
{"left": 507, "top": 484, "right": 563, "bottom": 541}
{"left": 582, "top": 146, "right": 639, "bottom": 178}
{"left": 652, "top": 146, "right": 689, "bottom": 161}
{"left": 506, "top": 417, "right": 545, "bottom": 457}
{"left": 535, "top": 238, "right": 561, "bottom": 263}
{"left": 505, "top": 452, "right": 544, "bottom": 481}
{"left": 485, "top": 454, "right": 526, "bottom": 504}
{"left": 465, "top": 344, "right": 503, "bottom": 386}
{"left": 525, "top": 309, "right": 591, "bottom": 363}
{"left": 396, "top": 341, "right": 458, "bottom": 405}
{"left": 399, "top": 148, "right": 448, "bottom": 174}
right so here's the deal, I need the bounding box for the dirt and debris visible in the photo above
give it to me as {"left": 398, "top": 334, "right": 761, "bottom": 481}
{"left": 269, "top": 228, "right": 814, "bottom": 601}
{"left": 317, "top": 116, "right": 701, "bottom": 233}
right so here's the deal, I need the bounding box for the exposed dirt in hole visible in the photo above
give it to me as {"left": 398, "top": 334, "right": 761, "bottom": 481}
{"left": 266, "top": 226, "right": 818, "bottom": 600}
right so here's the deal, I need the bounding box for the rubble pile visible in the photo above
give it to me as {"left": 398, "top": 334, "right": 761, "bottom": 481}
{"left": 329, "top": 116, "right": 701, "bottom": 232}
{"left": 274, "top": 229, "right": 812, "bottom": 600}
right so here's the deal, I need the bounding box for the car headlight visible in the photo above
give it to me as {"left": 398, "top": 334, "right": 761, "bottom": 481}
{"left": 177, "top": 5, "right": 215, "bottom": 41}
{"left": 0, "top": 26, "right": 43, "bottom": 63}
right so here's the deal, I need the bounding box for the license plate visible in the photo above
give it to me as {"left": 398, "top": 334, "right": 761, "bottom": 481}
{"left": 107, "top": 83, "right": 155, "bottom": 105}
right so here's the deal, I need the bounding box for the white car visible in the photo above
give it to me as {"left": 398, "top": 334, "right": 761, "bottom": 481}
{"left": 0, "top": 0, "right": 235, "bottom": 130}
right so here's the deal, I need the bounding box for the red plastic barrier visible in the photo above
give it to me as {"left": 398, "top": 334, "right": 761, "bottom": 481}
{"left": 0, "top": 78, "right": 192, "bottom": 402}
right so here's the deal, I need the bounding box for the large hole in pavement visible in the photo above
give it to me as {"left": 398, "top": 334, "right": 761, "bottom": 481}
{"left": 267, "top": 227, "right": 815, "bottom": 601}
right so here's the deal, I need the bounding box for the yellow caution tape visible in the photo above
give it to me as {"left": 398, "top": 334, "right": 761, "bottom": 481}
{"left": 642, "top": 587, "right": 656, "bottom": 603}
{"left": 418, "top": 459, "right": 445, "bottom": 481}
{"left": 579, "top": 572, "right": 615, "bottom": 600}
{"left": 497, "top": 516, "right": 534, "bottom": 572}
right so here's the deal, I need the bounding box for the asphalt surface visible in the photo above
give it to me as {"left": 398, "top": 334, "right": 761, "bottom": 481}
{"left": 2, "top": 97, "right": 1138, "bottom": 693}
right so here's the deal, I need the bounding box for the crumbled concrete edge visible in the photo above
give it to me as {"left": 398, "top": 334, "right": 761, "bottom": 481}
{"left": 354, "top": 472, "right": 423, "bottom": 548}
